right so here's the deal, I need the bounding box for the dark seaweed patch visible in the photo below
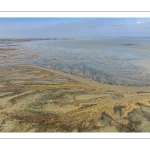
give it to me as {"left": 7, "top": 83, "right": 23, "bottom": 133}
{"left": 100, "top": 112, "right": 115, "bottom": 126}
{"left": 116, "top": 124, "right": 135, "bottom": 132}
{"left": 136, "top": 102, "right": 150, "bottom": 121}
{"left": 114, "top": 105, "right": 125, "bottom": 117}
{"left": 126, "top": 109, "right": 150, "bottom": 132}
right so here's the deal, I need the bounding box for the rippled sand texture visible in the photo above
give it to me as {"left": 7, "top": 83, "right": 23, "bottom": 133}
{"left": 0, "top": 39, "right": 150, "bottom": 132}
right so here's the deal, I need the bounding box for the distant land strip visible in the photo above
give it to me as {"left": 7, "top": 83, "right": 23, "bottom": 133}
{"left": 1, "top": 11, "right": 150, "bottom": 12}
{"left": 0, "top": 138, "right": 150, "bottom": 139}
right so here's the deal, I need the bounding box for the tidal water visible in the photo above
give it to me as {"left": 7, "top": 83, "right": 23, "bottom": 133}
{"left": 2, "top": 38, "right": 150, "bottom": 87}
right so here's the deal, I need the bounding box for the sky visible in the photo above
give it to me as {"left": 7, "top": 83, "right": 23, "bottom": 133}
{"left": 0, "top": 18, "right": 150, "bottom": 38}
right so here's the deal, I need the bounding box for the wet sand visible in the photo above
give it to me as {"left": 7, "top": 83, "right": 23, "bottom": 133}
{"left": 31, "top": 65, "right": 150, "bottom": 93}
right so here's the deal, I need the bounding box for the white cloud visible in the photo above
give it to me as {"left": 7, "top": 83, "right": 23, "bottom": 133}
{"left": 136, "top": 21, "right": 150, "bottom": 24}
{"left": 136, "top": 21, "right": 144, "bottom": 24}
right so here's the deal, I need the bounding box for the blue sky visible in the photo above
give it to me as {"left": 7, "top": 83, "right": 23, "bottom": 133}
{"left": 0, "top": 18, "right": 150, "bottom": 38}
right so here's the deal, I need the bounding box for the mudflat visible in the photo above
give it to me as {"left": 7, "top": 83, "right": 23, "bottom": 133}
{"left": 0, "top": 39, "right": 150, "bottom": 132}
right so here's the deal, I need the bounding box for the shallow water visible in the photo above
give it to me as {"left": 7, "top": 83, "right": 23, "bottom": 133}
{"left": 2, "top": 38, "right": 150, "bottom": 87}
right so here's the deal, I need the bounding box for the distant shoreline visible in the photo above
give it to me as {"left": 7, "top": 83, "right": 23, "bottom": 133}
{"left": 1, "top": 37, "right": 150, "bottom": 41}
